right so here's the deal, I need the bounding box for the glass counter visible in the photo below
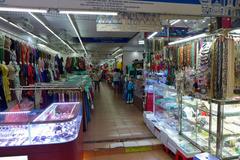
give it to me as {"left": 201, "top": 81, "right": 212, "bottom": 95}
{"left": 154, "top": 83, "right": 179, "bottom": 133}
{"left": 180, "top": 97, "right": 240, "bottom": 159}
{"left": 0, "top": 102, "right": 82, "bottom": 147}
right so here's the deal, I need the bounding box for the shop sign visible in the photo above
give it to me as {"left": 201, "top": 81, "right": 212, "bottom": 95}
{"left": 1, "top": 0, "right": 240, "bottom": 17}
{"left": 96, "top": 13, "right": 162, "bottom": 32}
{"left": 0, "top": 0, "right": 201, "bottom": 16}
{"left": 200, "top": 0, "right": 240, "bottom": 17}
{"left": 0, "top": 156, "right": 28, "bottom": 160}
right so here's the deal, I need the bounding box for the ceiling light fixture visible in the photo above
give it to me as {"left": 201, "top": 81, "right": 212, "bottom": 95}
{"left": 67, "top": 14, "right": 87, "bottom": 55}
{"left": 0, "top": 16, "right": 47, "bottom": 44}
{"left": 0, "top": 7, "right": 47, "bottom": 13}
{"left": 138, "top": 40, "right": 145, "bottom": 45}
{"left": 60, "top": 10, "right": 118, "bottom": 16}
{"left": 29, "top": 12, "right": 76, "bottom": 54}
{"left": 171, "top": 19, "right": 181, "bottom": 26}
{"left": 147, "top": 32, "right": 158, "bottom": 39}
{"left": 112, "top": 48, "right": 122, "bottom": 56}
{"left": 168, "top": 33, "right": 207, "bottom": 45}
{"left": 115, "top": 53, "right": 123, "bottom": 59}
{"left": 37, "top": 43, "right": 59, "bottom": 55}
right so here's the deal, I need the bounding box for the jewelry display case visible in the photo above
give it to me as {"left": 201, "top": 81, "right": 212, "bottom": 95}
{"left": 180, "top": 97, "right": 240, "bottom": 159}
{"left": 0, "top": 102, "right": 83, "bottom": 160}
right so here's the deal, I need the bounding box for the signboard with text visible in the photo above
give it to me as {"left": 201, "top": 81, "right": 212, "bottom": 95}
{"left": 96, "top": 13, "right": 162, "bottom": 32}
{"left": 0, "top": 0, "right": 239, "bottom": 17}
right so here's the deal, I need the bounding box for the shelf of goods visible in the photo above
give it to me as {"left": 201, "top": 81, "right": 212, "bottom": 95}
{"left": 0, "top": 102, "right": 83, "bottom": 160}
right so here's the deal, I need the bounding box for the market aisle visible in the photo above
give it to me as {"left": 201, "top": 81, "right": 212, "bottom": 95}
{"left": 84, "top": 82, "right": 153, "bottom": 143}
{"left": 83, "top": 82, "right": 172, "bottom": 160}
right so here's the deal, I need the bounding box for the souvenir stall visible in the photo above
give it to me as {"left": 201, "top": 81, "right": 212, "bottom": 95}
{"left": 144, "top": 32, "right": 240, "bottom": 159}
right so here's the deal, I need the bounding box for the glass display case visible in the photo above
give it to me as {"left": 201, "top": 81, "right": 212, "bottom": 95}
{"left": 180, "top": 96, "right": 215, "bottom": 153}
{"left": 153, "top": 83, "right": 179, "bottom": 133}
{"left": 211, "top": 99, "right": 240, "bottom": 160}
{"left": 0, "top": 102, "right": 82, "bottom": 147}
{"left": 180, "top": 97, "right": 240, "bottom": 159}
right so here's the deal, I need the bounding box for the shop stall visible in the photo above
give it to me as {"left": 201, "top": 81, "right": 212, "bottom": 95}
{"left": 144, "top": 31, "right": 240, "bottom": 159}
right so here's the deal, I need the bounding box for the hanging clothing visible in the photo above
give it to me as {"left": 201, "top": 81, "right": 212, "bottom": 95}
{"left": 0, "top": 34, "right": 5, "bottom": 63}
{"left": 0, "top": 64, "right": 11, "bottom": 102}
{"left": 0, "top": 69, "right": 8, "bottom": 111}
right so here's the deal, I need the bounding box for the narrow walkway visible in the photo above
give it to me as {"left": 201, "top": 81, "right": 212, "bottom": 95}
{"left": 83, "top": 83, "right": 172, "bottom": 160}
{"left": 84, "top": 82, "right": 153, "bottom": 143}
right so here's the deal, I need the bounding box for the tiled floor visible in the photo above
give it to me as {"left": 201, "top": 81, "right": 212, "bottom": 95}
{"left": 83, "top": 83, "right": 172, "bottom": 160}
{"left": 84, "top": 83, "right": 153, "bottom": 143}
{"left": 83, "top": 149, "right": 173, "bottom": 160}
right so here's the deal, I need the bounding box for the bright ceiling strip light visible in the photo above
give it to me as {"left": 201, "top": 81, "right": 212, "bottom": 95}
{"left": 29, "top": 12, "right": 76, "bottom": 54}
{"left": 37, "top": 43, "right": 59, "bottom": 55}
{"left": 60, "top": 10, "right": 118, "bottom": 16}
{"left": 67, "top": 14, "right": 87, "bottom": 55}
{"left": 147, "top": 32, "right": 158, "bottom": 39}
{"left": 115, "top": 53, "right": 123, "bottom": 59}
{"left": 0, "top": 16, "right": 47, "bottom": 44}
{"left": 171, "top": 19, "right": 181, "bottom": 26}
{"left": 0, "top": 7, "right": 47, "bottom": 13}
{"left": 168, "top": 33, "right": 207, "bottom": 46}
{"left": 112, "top": 48, "right": 121, "bottom": 56}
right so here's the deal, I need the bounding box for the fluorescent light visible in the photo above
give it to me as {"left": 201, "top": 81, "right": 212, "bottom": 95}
{"left": 0, "top": 7, "right": 47, "bottom": 13}
{"left": 171, "top": 19, "right": 181, "bottom": 26}
{"left": 147, "top": 32, "right": 158, "bottom": 39}
{"left": 60, "top": 10, "right": 118, "bottom": 16}
{"left": 0, "top": 16, "right": 47, "bottom": 44}
{"left": 112, "top": 48, "right": 121, "bottom": 56}
{"left": 230, "top": 29, "right": 240, "bottom": 34}
{"left": 138, "top": 40, "right": 145, "bottom": 45}
{"left": 37, "top": 43, "right": 59, "bottom": 55}
{"left": 115, "top": 53, "right": 123, "bottom": 59}
{"left": 168, "top": 33, "right": 207, "bottom": 45}
{"left": 67, "top": 14, "right": 87, "bottom": 55}
{"left": 29, "top": 12, "right": 76, "bottom": 54}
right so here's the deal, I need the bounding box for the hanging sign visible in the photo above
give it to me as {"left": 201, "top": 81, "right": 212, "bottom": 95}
{"left": 0, "top": 0, "right": 239, "bottom": 17}
{"left": 96, "top": 13, "right": 162, "bottom": 32}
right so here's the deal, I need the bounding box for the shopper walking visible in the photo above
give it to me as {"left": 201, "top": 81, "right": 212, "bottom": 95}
{"left": 92, "top": 69, "right": 101, "bottom": 92}
{"left": 112, "top": 68, "right": 121, "bottom": 93}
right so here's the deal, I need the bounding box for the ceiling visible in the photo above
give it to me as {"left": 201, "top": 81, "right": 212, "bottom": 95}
{"left": 0, "top": 11, "right": 138, "bottom": 63}
{"left": 0, "top": 11, "right": 210, "bottom": 64}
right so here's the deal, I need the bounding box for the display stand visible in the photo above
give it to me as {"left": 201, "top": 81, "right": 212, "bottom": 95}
{"left": 0, "top": 103, "right": 83, "bottom": 160}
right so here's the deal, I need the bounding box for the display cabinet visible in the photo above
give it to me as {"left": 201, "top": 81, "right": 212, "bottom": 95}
{"left": 153, "top": 83, "right": 179, "bottom": 133}
{"left": 180, "top": 97, "right": 240, "bottom": 160}
{"left": 211, "top": 99, "right": 240, "bottom": 160}
{"left": 0, "top": 102, "right": 83, "bottom": 160}
{"left": 180, "top": 96, "right": 215, "bottom": 153}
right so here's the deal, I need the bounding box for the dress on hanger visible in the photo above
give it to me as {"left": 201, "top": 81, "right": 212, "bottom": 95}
{"left": 0, "top": 64, "right": 11, "bottom": 102}
{"left": 0, "top": 69, "right": 7, "bottom": 111}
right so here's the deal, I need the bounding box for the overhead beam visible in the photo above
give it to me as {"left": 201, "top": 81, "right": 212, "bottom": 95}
{"left": 67, "top": 14, "right": 88, "bottom": 55}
